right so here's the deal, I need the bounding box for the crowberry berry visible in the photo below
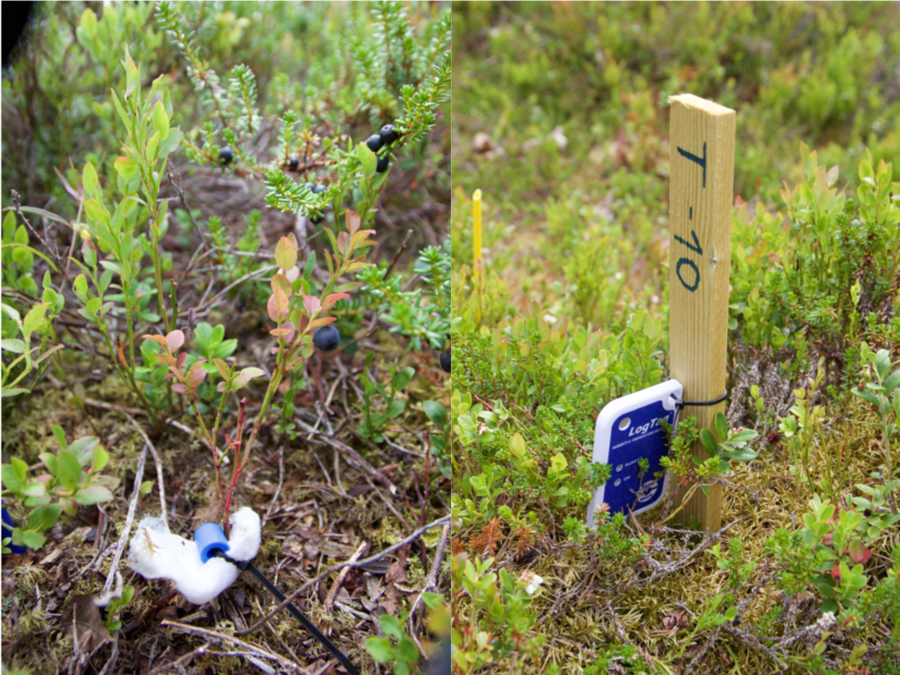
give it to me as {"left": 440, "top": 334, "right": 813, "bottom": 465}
{"left": 380, "top": 124, "right": 399, "bottom": 144}
{"left": 366, "top": 134, "right": 384, "bottom": 152}
{"left": 376, "top": 155, "right": 390, "bottom": 173}
{"left": 219, "top": 146, "right": 234, "bottom": 165}
{"left": 440, "top": 351, "right": 451, "bottom": 373}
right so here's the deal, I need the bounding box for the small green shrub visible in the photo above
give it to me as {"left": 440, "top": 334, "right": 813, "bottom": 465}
{"left": 1, "top": 427, "right": 118, "bottom": 551}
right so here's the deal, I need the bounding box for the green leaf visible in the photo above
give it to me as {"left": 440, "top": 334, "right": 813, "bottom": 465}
{"left": 19, "top": 529, "right": 46, "bottom": 550}
{"left": 357, "top": 142, "right": 378, "bottom": 179}
{"left": 699, "top": 429, "right": 718, "bottom": 456}
{"left": 423, "top": 401, "right": 447, "bottom": 427}
{"left": 874, "top": 349, "right": 892, "bottom": 381}
{"left": 392, "top": 367, "right": 415, "bottom": 392}
{"left": 57, "top": 450, "right": 82, "bottom": 491}
{"left": 365, "top": 636, "right": 394, "bottom": 663}
{"left": 68, "top": 436, "right": 99, "bottom": 465}
{"left": 1, "top": 464, "right": 24, "bottom": 493}
{"left": 275, "top": 237, "right": 298, "bottom": 271}
{"left": 397, "top": 637, "right": 420, "bottom": 665}
{"left": 1, "top": 339, "right": 27, "bottom": 354}
{"left": 1, "top": 300, "right": 20, "bottom": 322}
{"left": 51, "top": 424, "right": 68, "bottom": 450}
{"left": 714, "top": 412, "right": 729, "bottom": 442}
{"left": 91, "top": 445, "right": 110, "bottom": 473}
{"left": 303, "top": 251, "right": 317, "bottom": 279}
{"left": 146, "top": 131, "right": 161, "bottom": 163}
{"left": 721, "top": 446, "right": 757, "bottom": 462}
{"left": 22, "top": 302, "right": 50, "bottom": 338}
{"left": 379, "top": 614, "right": 404, "bottom": 640}
{"left": 11, "top": 457, "right": 28, "bottom": 484}
{"left": 387, "top": 398, "right": 406, "bottom": 419}
{"left": 158, "top": 128, "right": 183, "bottom": 158}
{"left": 121, "top": 45, "right": 139, "bottom": 99}
{"left": 151, "top": 100, "right": 169, "bottom": 138}
{"left": 80, "top": 8, "right": 98, "bottom": 38}
{"left": 73, "top": 485, "right": 114, "bottom": 505}
{"left": 82, "top": 162, "right": 100, "bottom": 199}
{"left": 731, "top": 429, "right": 758, "bottom": 443}
{"left": 882, "top": 369, "right": 900, "bottom": 396}
{"left": 26, "top": 503, "right": 61, "bottom": 532}
{"left": 39, "top": 452, "right": 57, "bottom": 476}
{"left": 421, "top": 592, "right": 444, "bottom": 610}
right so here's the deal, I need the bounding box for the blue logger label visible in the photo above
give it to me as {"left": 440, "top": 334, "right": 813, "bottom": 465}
{"left": 603, "top": 400, "right": 675, "bottom": 514}
{"left": 587, "top": 380, "right": 683, "bottom": 526}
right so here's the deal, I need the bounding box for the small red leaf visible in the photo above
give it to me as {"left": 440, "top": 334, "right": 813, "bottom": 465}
{"left": 171, "top": 383, "right": 187, "bottom": 394}
{"left": 322, "top": 293, "right": 350, "bottom": 310}
{"left": 166, "top": 330, "right": 185, "bottom": 353}
{"left": 303, "top": 295, "right": 321, "bottom": 316}
{"left": 142, "top": 334, "right": 168, "bottom": 348}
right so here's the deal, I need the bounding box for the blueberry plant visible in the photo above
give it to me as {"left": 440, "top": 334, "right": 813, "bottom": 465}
{"left": 142, "top": 223, "right": 375, "bottom": 532}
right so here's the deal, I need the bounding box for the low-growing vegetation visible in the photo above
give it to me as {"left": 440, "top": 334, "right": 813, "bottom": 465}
{"left": 2, "top": 3, "right": 450, "bottom": 674}
{"left": 451, "top": 3, "right": 900, "bottom": 674}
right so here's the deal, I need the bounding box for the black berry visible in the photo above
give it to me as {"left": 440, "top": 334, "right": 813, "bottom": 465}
{"left": 305, "top": 182, "right": 316, "bottom": 191}
{"left": 366, "top": 134, "right": 384, "bottom": 152}
{"left": 219, "top": 146, "right": 234, "bottom": 165}
{"left": 288, "top": 157, "right": 299, "bottom": 169}
{"left": 380, "top": 124, "right": 399, "bottom": 144}
{"left": 310, "top": 214, "right": 324, "bottom": 224}
{"left": 312, "top": 184, "right": 327, "bottom": 194}
{"left": 376, "top": 155, "right": 390, "bottom": 173}
{"left": 440, "top": 351, "right": 451, "bottom": 373}
{"left": 314, "top": 326, "right": 340, "bottom": 351}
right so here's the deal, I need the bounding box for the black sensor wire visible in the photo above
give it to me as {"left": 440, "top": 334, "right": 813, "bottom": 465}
{"left": 208, "top": 549, "right": 360, "bottom": 675}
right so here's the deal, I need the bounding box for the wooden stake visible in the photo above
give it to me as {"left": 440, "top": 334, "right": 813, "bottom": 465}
{"left": 472, "top": 189, "right": 482, "bottom": 277}
{"left": 667, "top": 94, "right": 736, "bottom": 532}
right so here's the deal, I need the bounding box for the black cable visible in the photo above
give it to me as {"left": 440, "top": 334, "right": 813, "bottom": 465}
{"left": 209, "top": 549, "right": 360, "bottom": 675}
{"left": 675, "top": 390, "right": 728, "bottom": 409}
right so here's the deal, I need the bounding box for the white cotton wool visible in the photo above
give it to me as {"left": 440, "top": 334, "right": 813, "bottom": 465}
{"left": 128, "top": 507, "right": 261, "bottom": 605}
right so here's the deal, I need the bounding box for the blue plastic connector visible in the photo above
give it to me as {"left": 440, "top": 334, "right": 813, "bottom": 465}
{"left": 194, "top": 522, "right": 230, "bottom": 563}
{"left": 2, "top": 500, "right": 27, "bottom": 554}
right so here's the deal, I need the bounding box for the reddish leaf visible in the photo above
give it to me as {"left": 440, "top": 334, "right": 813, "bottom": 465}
{"left": 303, "top": 295, "right": 321, "bottom": 316}
{"left": 189, "top": 368, "right": 207, "bottom": 390}
{"left": 171, "top": 383, "right": 187, "bottom": 395}
{"left": 337, "top": 231, "right": 351, "bottom": 256}
{"left": 176, "top": 352, "right": 187, "bottom": 369}
{"left": 165, "top": 330, "right": 185, "bottom": 353}
{"left": 322, "top": 293, "right": 350, "bottom": 310}
{"left": 154, "top": 353, "right": 176, "bottom": 366}
{"left": 345, "top": 210, "right": 361, "bottom": 235}
{"left": 273, "top": 286, "right": 289, "bottom": 314}
{"left": 830, "top": 564, "right": 842, "bottom": 581}
{"left": 142, "top": 334, "right": 168, "bottom": 348}
{"left": 270, "top": 327, "right": 293, "bottom": 337}
{"left": 213, "top": 358, "right": 231, "bottom": 381}
{"left": 847, "top": 540, "right": 872, "bottom": 564}
{"left": 117, "top": 341, "right": 128, "bottom": 368}
{"left": 308, "top": 317, "right": 337, "bottom": 329}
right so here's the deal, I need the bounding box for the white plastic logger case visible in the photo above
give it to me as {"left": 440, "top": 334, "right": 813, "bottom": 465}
{"left": 586, "top": 380, "right": 683, "bottom": 527}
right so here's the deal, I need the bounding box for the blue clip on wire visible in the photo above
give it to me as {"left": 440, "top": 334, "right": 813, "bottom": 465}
{"left": 194, "top": 522, "right": 359, "bottom": 675}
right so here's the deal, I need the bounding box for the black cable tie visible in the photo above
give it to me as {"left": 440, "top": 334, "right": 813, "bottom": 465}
{"left": 209, "top": 549, "right": 360, "bottom": 675}
{"left": 675, "top": 390, "right": 728, "bottom": 409}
